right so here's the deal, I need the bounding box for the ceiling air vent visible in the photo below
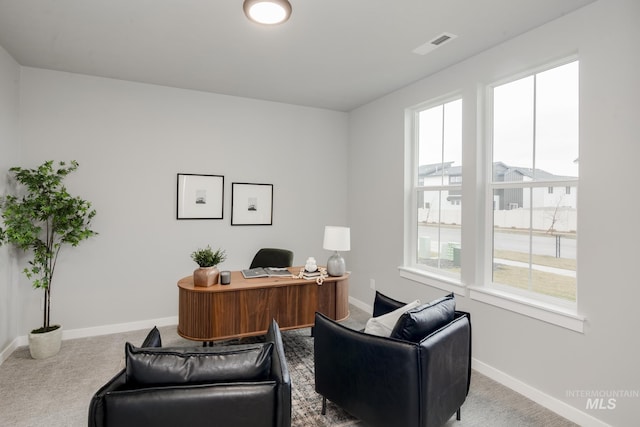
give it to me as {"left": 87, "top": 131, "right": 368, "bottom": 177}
{"left": 412, "top": 32, "right": 458, "bottom": 55}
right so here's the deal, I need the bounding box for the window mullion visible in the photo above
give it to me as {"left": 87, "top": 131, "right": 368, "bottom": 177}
{"left": 532, "top": 73, "right": 537, "bottom": 177}
{"left": 438, "top": 105, "right": 445, "bottom": 269}
{"left": 529, "top": 74, "right": 537, "bottom": 291}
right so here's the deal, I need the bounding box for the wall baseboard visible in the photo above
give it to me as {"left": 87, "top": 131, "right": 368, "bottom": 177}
{"left": 60, "top": 316, "right": 179, "bottom": 341}
{"left": 472, "top": 359, "right": 610, "bottom": 427}
{"left": 0, "top": 337, "right": 19, "bottom": 365}
{"left": 348, "top": 295, "right": 372, "bottom": 314}
{"left": 0, "top": 316, "right": 178, "bottom": 365}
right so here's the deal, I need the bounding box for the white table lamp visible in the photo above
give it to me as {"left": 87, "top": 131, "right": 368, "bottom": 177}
{"left": 323, "top": 226, "right": 350, "bottom": 276}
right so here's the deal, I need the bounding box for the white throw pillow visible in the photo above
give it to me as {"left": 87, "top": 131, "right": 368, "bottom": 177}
{"left": 363, "top": 299, "right": 421, "bottom": 337}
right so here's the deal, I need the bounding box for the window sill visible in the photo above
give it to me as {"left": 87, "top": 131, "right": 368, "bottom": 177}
{"left": 398, "top": 266, "right": 465, "bottom": 296}
{"left": 469, "top": 286, "right": 586, "bottom": 333}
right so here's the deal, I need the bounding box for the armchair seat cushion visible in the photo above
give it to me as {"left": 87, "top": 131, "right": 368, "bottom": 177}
{"left": 125, "top": 342, "right": 273, "bottom": 385}
{"left": 390, "top": 293, "right": 455, "bottom": 342}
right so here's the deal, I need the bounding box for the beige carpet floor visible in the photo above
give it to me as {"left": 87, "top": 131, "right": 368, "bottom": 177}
{"left": 0, "top": 305, "right": 577, "bottom": 426}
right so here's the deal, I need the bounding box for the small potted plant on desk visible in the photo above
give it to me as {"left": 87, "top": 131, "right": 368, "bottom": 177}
{"left": 191, "top": 245, "right": 226, "bottom": 287}
{"left": 0, "top": 160, "right": 97, "bottom": 359}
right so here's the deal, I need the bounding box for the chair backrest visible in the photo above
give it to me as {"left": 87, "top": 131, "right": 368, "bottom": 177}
{"left": 250, "top": 248, "right": 294, "bottom": 269}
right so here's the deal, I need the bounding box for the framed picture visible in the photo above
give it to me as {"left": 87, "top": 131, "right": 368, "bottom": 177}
{"left": 231, "top": 183, "right": 273, "bottom": 225}
{"left": 176, "top": 173, "right": 224, "bottom": 220}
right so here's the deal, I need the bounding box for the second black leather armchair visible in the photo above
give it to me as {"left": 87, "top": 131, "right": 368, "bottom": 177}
{"left": 314, "top": 291, "right": 471, "bottom": 427}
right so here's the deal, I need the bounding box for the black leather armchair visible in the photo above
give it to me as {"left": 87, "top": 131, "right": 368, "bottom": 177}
{"left": 250, "top": 248, "right": 294, "bottom": 269}
{"left": 314, "top": 292, "right": 471, "bottom": 427}
{"left": 89, "top": 320, "right": 291, "bottom": 427}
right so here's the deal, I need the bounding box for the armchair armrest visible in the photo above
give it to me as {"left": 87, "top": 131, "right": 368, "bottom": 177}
{"left": 88, "top": 369, "right": 127, "bottom": 427}
{"left": 417, "top": 311, "right": 472, "bottom": 426}
{"left": 265, "top": 319, "right": 292, "bottom": 427}
{"left": 372, "top": 291, "right": 406, "bottom": 317}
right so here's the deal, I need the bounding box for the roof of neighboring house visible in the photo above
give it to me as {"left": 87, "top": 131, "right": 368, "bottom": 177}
{"left": 419, "top": 161, "right": 575, "bottom": 180}
{"left": 493, "top": 161, "right": 576, "bottom": 181}
{"left": 419, "top": 162, "right": 459, "bottom": 177}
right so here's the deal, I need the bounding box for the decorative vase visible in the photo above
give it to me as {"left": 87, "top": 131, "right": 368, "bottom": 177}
{"left": 193, "top": 266, "right": 219, "bottom": 287}
{"left": 29, "top": 325, "right": 63, "bottom": 359}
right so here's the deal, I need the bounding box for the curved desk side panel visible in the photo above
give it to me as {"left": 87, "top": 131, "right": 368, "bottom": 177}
{"left": 178, "top": 270, "right": 349, "bottom": 342}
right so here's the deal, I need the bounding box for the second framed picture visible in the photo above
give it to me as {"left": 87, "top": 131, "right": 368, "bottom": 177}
{"left": 231, "top": 183, "right": 273, "bottom": 225}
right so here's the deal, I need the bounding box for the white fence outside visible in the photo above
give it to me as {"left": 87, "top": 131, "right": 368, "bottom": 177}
{"left": 419, "top": 207, "right": 577, "bottom": 233}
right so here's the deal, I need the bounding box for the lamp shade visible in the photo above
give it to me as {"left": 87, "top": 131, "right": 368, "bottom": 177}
{"left": 323, "top": 226, "right": 350, "bottom": 251}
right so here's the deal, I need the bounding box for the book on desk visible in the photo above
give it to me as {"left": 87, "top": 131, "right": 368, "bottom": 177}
{"left": 300, "top": 270, "right": 322, "bottom": 280}
{"left": 241, "top": 267, "right": 293, "bottom": 279}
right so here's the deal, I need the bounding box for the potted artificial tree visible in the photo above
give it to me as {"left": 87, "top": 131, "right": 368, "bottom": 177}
{"left": 191, "top": 245, "right": 226, "bottom": 287}
{"left": 0, "top": 160, "right": 97, "bottom": 359}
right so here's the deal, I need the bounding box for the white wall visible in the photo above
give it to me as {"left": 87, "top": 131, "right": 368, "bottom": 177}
{"left": 347, "top": 0, "right": 639, "bottom": 425}
{"left": 0, "top": 44, "right": 20, "bottom": 358}
{"left": 17, "top": 68, "right": 348, "bottom": 332}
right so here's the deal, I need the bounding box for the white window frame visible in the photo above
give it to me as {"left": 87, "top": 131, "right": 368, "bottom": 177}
{"left": 401, "top": 94, "right": 465, "bottom": 295}
{"left": 470, "top": 57, "right": 584, "bottom": 332}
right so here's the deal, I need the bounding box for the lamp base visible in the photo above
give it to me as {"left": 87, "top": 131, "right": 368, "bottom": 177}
{"left": 326, "top": 251, "right": 346, "bottom": 276}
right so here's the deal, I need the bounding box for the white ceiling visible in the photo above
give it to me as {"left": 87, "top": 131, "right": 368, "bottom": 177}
{"left": 0, "top": 0, "right": 596, "bottom": 111}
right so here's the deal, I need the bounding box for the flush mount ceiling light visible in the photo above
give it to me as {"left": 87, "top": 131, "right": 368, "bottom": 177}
{"left": 243, "top": 0, "right": 292, "bottom": 25}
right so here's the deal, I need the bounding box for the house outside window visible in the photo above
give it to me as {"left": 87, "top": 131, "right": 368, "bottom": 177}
{"left": 409, "top": 98, "right": 462, "bottom": 279}
{"left": 489, "top": 60, "right": 579, "bottom": 305}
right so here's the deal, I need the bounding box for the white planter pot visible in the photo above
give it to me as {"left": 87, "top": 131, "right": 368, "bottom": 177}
{"left": 29, "top": 326, "right": 63, "bottom": 359}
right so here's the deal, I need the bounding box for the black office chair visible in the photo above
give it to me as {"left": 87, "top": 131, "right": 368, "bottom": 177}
{"left": 250, "top": 248, "right": 294, "bottom": 269}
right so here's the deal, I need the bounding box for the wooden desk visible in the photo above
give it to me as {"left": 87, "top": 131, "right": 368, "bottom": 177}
{"left": 177, "top": 268, "right": 349, "bottom": 342}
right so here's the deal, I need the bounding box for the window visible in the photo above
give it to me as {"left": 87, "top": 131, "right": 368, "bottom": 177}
{"left": 489, "top": 60, "right": 578, "bottom": 304}
{"left": 408, "top": 98, "right": 462, "bottom": 280}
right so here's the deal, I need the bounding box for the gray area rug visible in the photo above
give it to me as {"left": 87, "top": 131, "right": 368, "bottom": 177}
{"left": 271, "top": 329, "right": 360, "bottom": 426}
{"left": 0, "top": 311, "right": 577, "bottom": 426}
